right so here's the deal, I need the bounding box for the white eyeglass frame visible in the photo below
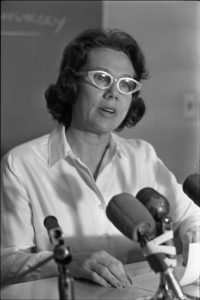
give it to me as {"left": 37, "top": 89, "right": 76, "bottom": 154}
{"left": 75, "top": 70, "right": 142, "bottom": 95}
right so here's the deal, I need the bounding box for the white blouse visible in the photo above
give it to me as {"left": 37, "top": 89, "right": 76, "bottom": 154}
{"left": 1, "top": 124, "right": 199, "bottom": 283}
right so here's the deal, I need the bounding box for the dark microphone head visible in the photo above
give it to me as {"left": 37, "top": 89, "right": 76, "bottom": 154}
{"left": 136, "top": 187, "right": 170, "bottom": 220}
{"left": 44, "top": 215, "right": 59, "bottom": 230}
{"left": 183, "top": 173, "right": 200, "bottom": 207}
{"left": 106, "top": 193, "right": 157, "bottom": 242}
{"left": 44, "top": 216, "right": 64, "bottom": 246}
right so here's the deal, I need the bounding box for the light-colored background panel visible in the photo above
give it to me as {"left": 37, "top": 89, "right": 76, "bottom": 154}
{"left": 103, "top": 1, "right": 200, "bottom": 182}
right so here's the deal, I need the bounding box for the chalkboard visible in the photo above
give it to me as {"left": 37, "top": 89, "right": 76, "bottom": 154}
{"left": 1, "top": 1, "right": 102, "bottom": 157}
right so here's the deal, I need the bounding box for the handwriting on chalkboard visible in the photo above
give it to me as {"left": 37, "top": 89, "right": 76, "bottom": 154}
{"left": 1, "top": 10, "right": 67, "bottom": 35}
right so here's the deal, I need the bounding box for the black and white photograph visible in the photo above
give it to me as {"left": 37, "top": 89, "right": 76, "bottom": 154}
{"left": 1, "top": 1, "right": 200, "bottom": 299}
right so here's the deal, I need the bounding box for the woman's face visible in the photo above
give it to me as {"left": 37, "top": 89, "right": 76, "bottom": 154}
{"left": 71, "top": 47, "right": 135, "bottom": 135}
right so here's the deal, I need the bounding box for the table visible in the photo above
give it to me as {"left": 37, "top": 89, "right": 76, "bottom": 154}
{"left": 1, "top": 261, "right": 199, "bottom": 299}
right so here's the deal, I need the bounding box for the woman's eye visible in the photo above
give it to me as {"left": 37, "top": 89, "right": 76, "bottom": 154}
{"left": 98, "top": 75, "right": 104, "bottom": 80}
{"left": 96, "top": 74, "right": 107, "bottom": 81}
{"left": 121, "top": 81, "right": 128, "bottom": 87}
{"left": 120, "top": 81, "right": 129, "bottom": 90}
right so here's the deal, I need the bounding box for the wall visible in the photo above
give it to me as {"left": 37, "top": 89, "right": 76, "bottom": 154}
{"left": 1, "top": 1, "right": 102, "bottom": 157}
{"left": 103, "top": 1, "right": 200, "bottom": 182}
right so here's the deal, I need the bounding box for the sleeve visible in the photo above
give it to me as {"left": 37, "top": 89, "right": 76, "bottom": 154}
{"left": 0, "top": 152, "right": 58, "bottom": 284}
{"left": 145, "top": 143, "right": 200, "bottom": 246}
{"left": 1, "top": 250, "right": 58, "bottom": 286}
{"left": 1, "top": 152, "right": 35, "bottom": 249}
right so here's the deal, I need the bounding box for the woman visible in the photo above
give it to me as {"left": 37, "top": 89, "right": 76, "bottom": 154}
{"left": 1, "top": 28, "right": 199, "bottom": 288}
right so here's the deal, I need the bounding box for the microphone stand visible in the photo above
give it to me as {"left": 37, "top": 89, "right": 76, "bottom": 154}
{"left": 149, "top": 272, "right": 173, "bottom": 300}
{"left": 53, "top": 243, "right": 75, "bottom": 300}
{"left": 156, "top": 217, "right": 187, "bottom": 300}
{"left": 137, "top": 219, "right": 189, "bottom": 300}
{"left": 43, "top": 216, "right": 75, "bottom": 300}
{"left": 146, "top": 255, "right": 185, "bottom": 300}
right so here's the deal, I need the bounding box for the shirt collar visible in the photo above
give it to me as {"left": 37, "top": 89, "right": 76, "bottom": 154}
{"left": 48, "top": 124, "right": 72, "bottom": 167}
{"left": 110, "top": 132, "right": 126, "bottom": 158}
{"left": 48, "top": 125, "right": 124, "bottom": 167}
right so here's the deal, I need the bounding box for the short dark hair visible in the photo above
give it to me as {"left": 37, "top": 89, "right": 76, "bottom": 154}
{"left": 45, "top": 28, "right": 149, "bottom": 130}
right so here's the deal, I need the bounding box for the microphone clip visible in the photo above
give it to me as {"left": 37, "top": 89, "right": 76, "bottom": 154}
{"left": 54, "top": 244, "right": 72, "bottom": 266}
{"left": 48, "top": 226, "right": 72, "bottom": 266}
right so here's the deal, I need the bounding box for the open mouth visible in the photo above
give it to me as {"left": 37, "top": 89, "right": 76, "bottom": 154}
{"left": 100, "top": 107, "right": 115, "bottom": 114}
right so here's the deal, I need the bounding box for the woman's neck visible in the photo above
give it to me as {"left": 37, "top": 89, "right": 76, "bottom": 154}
{"left": 66, "top": 127, "right": 111, "bottom": 179}
{"left": 66, "top": 127, "right": 110, "bottom": 160}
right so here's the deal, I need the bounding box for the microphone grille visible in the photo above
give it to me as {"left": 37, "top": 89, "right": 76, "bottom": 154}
{"left": 44, "top": 215, "right": 59, "bottom": 230}
{"left": 106, "top": 193, "right": 157, "bottom": 241}
{"left": 136, "top": 187, "right": 170, "bottom": 218}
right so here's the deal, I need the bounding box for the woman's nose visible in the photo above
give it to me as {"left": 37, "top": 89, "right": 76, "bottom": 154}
{"left": 103, "top": 82, "right": 119, "bottom": 100}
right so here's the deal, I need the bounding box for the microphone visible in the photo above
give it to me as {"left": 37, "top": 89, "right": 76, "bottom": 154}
{"left": 44, "top": 218, "right": 75, "bottom": 300}
{"left": 183, "top": 173, "right": 200, "bottom": 207}
{"left": 106, "top": 192, "right": 169, "bottom": 270}
{"left": 44, "top": 215, "right": 72, "bottom": 264}
{"left": 106, "top": 192, "right": 157, "bottom": 243}
{"left": 136, "top": 187, "right": 171, "bottom": 236}
{"left": 44, "top": 215, "right": 65, "bottom": 246}
{"left": 136, "top": 188, "right": 187, "bottom": 300}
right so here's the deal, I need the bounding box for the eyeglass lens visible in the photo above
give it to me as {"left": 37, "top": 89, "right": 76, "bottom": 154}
{"left": 118, "top": 79, "right": 137, "bottom": 93}
{"left": 91, "top": 71, "right": 138, "bottom": 94}
{"left": 93, "top": 72, "right": 112, "bottom": 88}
